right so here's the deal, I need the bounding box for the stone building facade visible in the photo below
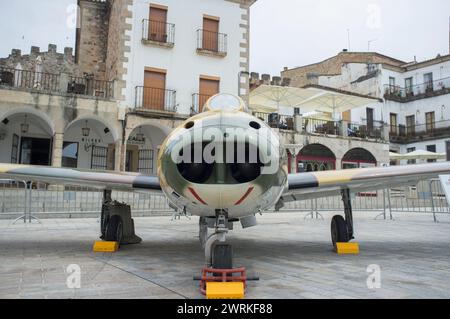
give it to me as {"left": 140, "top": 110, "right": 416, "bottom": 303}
{"left": 0, "top": 0, "right": 256, "bottom": 175}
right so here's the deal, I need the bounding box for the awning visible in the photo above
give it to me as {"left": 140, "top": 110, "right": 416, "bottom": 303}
{"left": 249, "top": 84, "right": 382, "bottom": 119}
{"left": 390, "top": 150, "right": 447, "bottom": 160}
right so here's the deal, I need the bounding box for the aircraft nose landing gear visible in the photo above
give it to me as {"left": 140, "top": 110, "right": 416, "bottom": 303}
{"left": 331, "top": 189, "right": 355, "bottom": 250}
{"left": 204, "top": 214, "right": 233, "bottom": 268}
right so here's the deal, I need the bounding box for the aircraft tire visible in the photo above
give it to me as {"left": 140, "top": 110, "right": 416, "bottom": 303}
{"left": 331, "top": 215, "right": 349, "bottom": 247}
{"left": 105, "top": 215, "right": 123, "bottom": 244}
{"left": 212, "top": 244, "right": 233, "bottom": 269}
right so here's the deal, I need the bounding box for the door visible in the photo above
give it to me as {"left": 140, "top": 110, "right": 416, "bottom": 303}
{"left": 144, "top": 69, "right": 166, "bottom": 110}
{"left": 426, "top": 112, "right": 435, "bottom": 133}
{"left": 10, "top": 134, "right": 19, "bottom": 164}
{"left": 366, "top": 108, "right": 374, "bottom": 132}
{"left": 424, "top": 73, "right": 433, "bottom": 91}
{"left": 406, "top": 115, "right": 415, "bottom": 136}
{"left": 149, "top": 6, "right": 167, "bottom": 42}
{"left": 203, "top": 17, "right": 219, "bottom": 52}
{"left": 405, "top": 77, "right": 413, "bottom": 95}
{"left": 19, "top": 137, "right": 51, "bottom": 166}
{"left": 199, "top": 77, "right": 219, "bottom": 112}
{"left": 389, "top": 77, "right": 396, "bottom": 93}
{"left": 390, "top": 113, "right": 398, "bottom": 135}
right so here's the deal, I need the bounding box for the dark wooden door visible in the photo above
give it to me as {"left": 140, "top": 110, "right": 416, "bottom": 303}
{"left": 149, "top": 7, "right": 167, "bottom": 42}
{"left": 203, "top": 18, "right": 219, "bottom": 51}
{"left": 199, "top": 78, "right": 219, "bottom": 112}
{"left": 144, "top": 70, "right": 166, "bottom": 110}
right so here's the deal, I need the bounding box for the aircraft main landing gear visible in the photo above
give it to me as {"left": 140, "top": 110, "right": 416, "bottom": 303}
{"left": 331, "top": 188, "right": 355, "bottom": 249}
{"left": 100, "top": 190, "right": 142, "bottom": 245}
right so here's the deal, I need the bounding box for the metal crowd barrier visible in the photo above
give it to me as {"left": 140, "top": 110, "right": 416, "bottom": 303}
{"left": 0, "top": 179, "right": 449, "bottom": 222}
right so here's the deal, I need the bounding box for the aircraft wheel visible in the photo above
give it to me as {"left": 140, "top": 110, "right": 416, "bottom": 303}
{"left": 105, "top": 215, "right": 123, "bottom": 244}
{"left": 212, "top": 244, "right": 233, "bottom": 269}
{"left": 331, "top": 215, "right": 349, "bottom": 247}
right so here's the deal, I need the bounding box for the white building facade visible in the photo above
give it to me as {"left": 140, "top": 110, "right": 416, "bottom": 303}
{"left": 317, "top": 53, "right": 450, "bottom": 164}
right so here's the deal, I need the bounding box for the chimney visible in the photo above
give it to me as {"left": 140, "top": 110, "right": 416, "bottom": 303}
{"left": 64, "top": 47, "right": 74, "bottom": 61}
{"left": 48, "top": 44, "right": 57, "bottom": 53}
{"left": 283, "top": 67, "right": 288, "bottom": 71}
{"left": 272, "top": 76, "right": 281, "bottom": 86}
{"left": 11, "top": 49, "right": 21, "bottom": 58}
{"left": 31, "top": 46, "right": 40, "bottom": 54}
{"left": 261, "top": 74, "right": 270, "bottom": 85}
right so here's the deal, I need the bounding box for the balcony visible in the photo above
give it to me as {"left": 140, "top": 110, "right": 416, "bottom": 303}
{"left": 67, "top": 76, "right": 114, "bottom": 99}
{"left": 384, "top": 77, "right": 450, "bottom": 103}
{"left": 141, "top": 19, "right": 175, "bottom": 48}
{"left": 0, "top": 66, "right": 59, "bottom": 92}
{"left": 135, "top": 86, "right": 176, "bottom": 113}
{"left": 191, "top": 93, "right": 212, "bottom": 114}
{"left": 252, "top": 112, "right": 388, "bottom": 141}
{"left": 390, "top": 120, "right": 450, "bottom": 144}
{"left": 196, "top": 29, "right": 227, "bottom": 57}
{"left": 0, "top": 66, "right": 114, "bottom": 99}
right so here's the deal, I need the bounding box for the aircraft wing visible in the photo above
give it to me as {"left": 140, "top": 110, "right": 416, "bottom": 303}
{"left": 0, "top": 164, "right": 162, "bottom": 193}
{"left": 282, "top": 162, "right": 450, "bottom": 202}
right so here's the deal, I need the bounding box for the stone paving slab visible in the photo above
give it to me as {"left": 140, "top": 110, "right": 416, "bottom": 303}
{"left": 0, "top": 212, "right": 450, "bottom": 299}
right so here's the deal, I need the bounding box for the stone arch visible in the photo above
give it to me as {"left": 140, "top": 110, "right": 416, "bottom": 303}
{"left": 342, "top": 148, "right": 377, "bottom": 169}
{"left": 65, "top": 114, "right": 119, "bottom": 142}
{"left": 0, "top": 108, "right": 56, "bottom": 165}
{"left": 62, "top": 116, "right": 118, "bottom": 170}
{"left": 125, "top": 122, "right": 171, "bottom": 175}
{"left": 297, "top": 144, "right": 337, "bottom": 172}
{"left": 0, "top": 107, "right": 55, "bottom": 136}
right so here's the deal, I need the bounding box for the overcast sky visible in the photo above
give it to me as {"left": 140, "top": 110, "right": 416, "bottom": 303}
{"left": 1, "top": 0, "right": 449, "bottom": 75}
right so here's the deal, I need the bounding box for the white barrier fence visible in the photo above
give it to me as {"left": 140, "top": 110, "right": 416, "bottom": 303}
{"left": 0, "top": 179, "right": 449, "bottom": 222}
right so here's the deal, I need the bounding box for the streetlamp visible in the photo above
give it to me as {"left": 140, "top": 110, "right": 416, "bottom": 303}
{"left": 21, "top": 115, "right": 29, "bottom": 134}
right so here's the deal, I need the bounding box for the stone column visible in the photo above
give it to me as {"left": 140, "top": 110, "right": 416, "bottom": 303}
{"left": 335, "top": 158, "right": 342, "bottom": 170}
{"left": 114, "top": 139, "right": 123, "bottom": 172}
{"left": 340, "top": 121, "right": 348, "bottom": 137}
{"left": 294, "top": 115, "right": 303, "bottom": 134}
{"left": 382, "top": 123, "right": 389, "bottom": 142}
{"left": 51, "top": 133, "right": 64, "bottom": 168}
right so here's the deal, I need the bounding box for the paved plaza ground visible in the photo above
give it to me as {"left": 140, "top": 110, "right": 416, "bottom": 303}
{"left": 0, "top": 211, "right": 449, "bottom": 299}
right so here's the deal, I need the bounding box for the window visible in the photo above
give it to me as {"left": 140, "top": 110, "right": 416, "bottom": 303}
{"left": 199, "top": 76, "right": 220, "bottom": 112}
{"left": 62, "top": 142, "right": 79, "bottom": 168}
{"left": 390, "top": 113, "right": 398, "bottom": 135}
{"left": 406, "top": 115, "right": 415, "bottom": 136}
{"left": 143, "top": 67, "right": 167, "bottom": 110}
{"left": 138, "top": 149, "right": 154, "bottom": 175}
{"left": 424, "top": 73, "right": 433, "bottom": 91}
{"left": 91, "top": 146, "right": 108, "bottom": 170}
{"left": 202, "top": 16, "right": 219, "bottom": 52}
{"left": 407, "top": 147, "right": 416, "bottom": 165}
{"left": 148, "top": 4, "right": 168, "bottom": 43}
{"left": 447, "top": 141, "right": 450, "bottom": 161}
{"left": 425, "top": 112, "right": 435, "bottom": 132}
{"left": 427, "top": 145, "right": 437, "bottom": 163}
{"left": 405, "top": 77, "right": 413, "bottom": 95}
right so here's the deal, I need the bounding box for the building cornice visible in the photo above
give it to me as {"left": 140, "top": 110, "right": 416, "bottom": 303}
{"left": 225, "top": 0, "right": 257, "bottom": 7}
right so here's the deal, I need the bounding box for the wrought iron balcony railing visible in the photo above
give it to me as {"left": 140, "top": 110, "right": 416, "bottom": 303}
{"left": 196, "top": 29, "right": 227, "bottom": 55}
{"left": 142, "top": 19, "right": 175, "bottom": 45}
{"left": 135, "top": 86, "right": 176, "bottom": 112}
{"left": 67, "top": 76, "right": 114, "bottom": 99}
{"left": 384, "top": 77, "right": 450, "bottom": 102}
{"left": 191, "top": 93, "right": 213, "bottom": 114}
{"left": 389, "top": 120, "right": 450, "bottom": 143}
{"left": 0, "top": 66, "right": 60, "bottom": 92}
